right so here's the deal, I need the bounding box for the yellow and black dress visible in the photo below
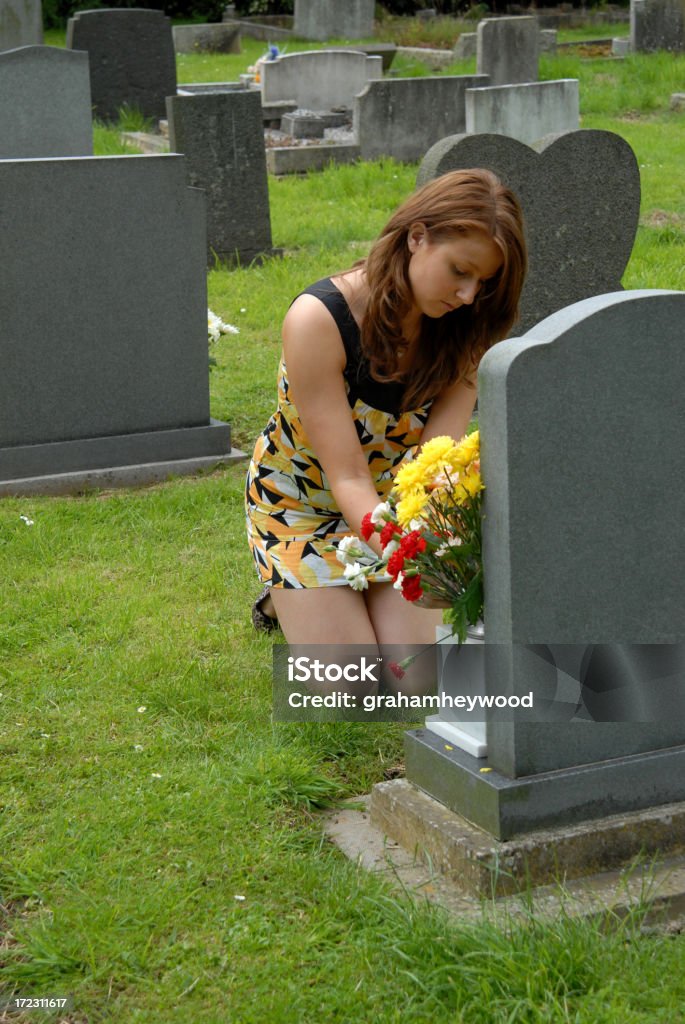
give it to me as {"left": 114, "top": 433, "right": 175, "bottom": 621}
{"left": 245, "top": 278, "right": 432, "bottom": 589}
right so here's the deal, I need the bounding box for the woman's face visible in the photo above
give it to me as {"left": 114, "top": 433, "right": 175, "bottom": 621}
{"left": 406, "top": 224, "right": 503, "bottom": 320}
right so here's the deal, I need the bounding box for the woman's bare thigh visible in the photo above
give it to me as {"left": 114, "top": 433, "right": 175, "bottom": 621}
{"left": 270, "top": 585, "right": 378, "bottom": 645}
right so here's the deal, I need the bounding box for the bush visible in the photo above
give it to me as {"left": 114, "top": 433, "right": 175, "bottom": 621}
{"left": 43, "top": 0, "right": 228, "bottom": 30}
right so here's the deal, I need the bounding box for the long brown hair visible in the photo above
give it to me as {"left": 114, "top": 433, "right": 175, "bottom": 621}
{"left": 361, "top": 168, "right": 527, "bottom": 410}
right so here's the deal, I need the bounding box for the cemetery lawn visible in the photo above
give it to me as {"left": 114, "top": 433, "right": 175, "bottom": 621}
{"left": 2, "top": 42, "right": 685, "bottom": 1024}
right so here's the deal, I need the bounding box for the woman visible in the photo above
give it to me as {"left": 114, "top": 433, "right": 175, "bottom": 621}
{"left": 246, "top": 169, "right": 527, "bottom": 646}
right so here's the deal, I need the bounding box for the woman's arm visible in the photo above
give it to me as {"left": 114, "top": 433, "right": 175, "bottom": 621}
{"left": 418, "top": 372, "right": 479, "bottom": 447}
{"left": 282, "top": 294, "right": 386, "bottom": 555}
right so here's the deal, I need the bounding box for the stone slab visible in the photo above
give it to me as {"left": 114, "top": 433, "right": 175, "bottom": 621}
{"left": 0, "top": 154, "right": 229, "bottom": 484}
{"left": 66, "top": 8, "right": 177, "bottom": 122}
{"left": 324, "top": 43, "right": 397, "bottom": 72}
{"left": 166, "top": 89, "right": 274, "bottom": 265}
{"left": 172, "top": 22, "right": 241, "bottom": 54}
{"left": 294, "top": 0, "right": 374, "bottom": 42}
{"left": 395, "top": 45, "right": 455, "bottom": 71}
{"left": 0, "top": 45, "right": 93, "bottom": 157}
{"left": 477, "top": 16, "right": 539, "bottom": 86}
{"left": 354, "top": 75, "right": 488, "bottom": 163}
{"left": 0, "top": 0, "right": 41, "bottom": 51}
{"left": 260, "top": 49, "right": 382, "bottom": 110}
{"left": 370, "top": 778, "right": 685, "bottom": 896}
{"left": 417, "top": 129, "right": 640, "bottom": 335}
{"left": 630, "top": 0, "right": 685, "bottom": 52}
{"left": 453, "top": 32, "right": 476, "bottom": 59}
{"left": 221, "top": 16, "right": 293, "bottom": 43}
{"left": 324, "top": 796, "right": 685, "bottom": 928}
{"left": 405, "top": 728, "right": 685, "bottom": 840}
{"left": 266, "top": 143, "right": 360, "bottom": 175}
{"left": 465, "top": 79, "right": 580, "bottom": 146}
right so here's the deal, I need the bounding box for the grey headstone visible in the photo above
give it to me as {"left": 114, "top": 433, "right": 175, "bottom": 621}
{"left": 0, "top": 0, "right": 42, "bottom": 51}
{"left": 630, "top": 0, "right": 685, "bottom": 52}
{"left": 172, "top": 22, "right": 241, "bottom": 55}
{"left": 353, "top": 76, "right": 489, "bottom": 163}
{"left": 406, "top": 290, "right": 685, "bottom": 837}
{"left": 166, "top": 90, "right": 275, "bottom": 265}
{"left": 294, "top": 0, "right": 374, "bottom": 42}
{"left": 66, "top": 8, "right": 177, "bottom": 122}
{"left": 539, "top": 29, "right": 557, "bottom": 53}
{"left": 260, "top": 50, "right": 382, "bottom": 110}
{"left": 465, "top": 79, "right": 580, "bottom": 146}
{"left": 612, "top": 36, "right": 631, "bottom": 56}
{"left": 417, "top": 130, "right": 640, "bottom": 335}
{"left": 0, "top": 46, "right": 93, "bottom": 157}
{"left": 477, "top": 16, "right": 539, "bottom": 86}
{"left": 453, "top": 32, "right": 477, "bottom": 59}
{"left": 0, "top": 154, "right": 230, "bottom": 486}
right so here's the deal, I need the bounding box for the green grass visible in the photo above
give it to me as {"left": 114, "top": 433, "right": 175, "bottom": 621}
{"left": 2, "top": 37, "right": 685, "bottom": 1024}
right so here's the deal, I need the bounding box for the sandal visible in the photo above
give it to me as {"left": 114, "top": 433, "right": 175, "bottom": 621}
{"left": 252, "top": 585, "right": 279, "bottom": 633}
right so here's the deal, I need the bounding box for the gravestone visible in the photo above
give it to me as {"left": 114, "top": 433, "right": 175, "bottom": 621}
{"left": 404, "top": 289, "right": 685, "bottom": 838}
{"left": 417, "top": 130, "right": 640, "bottom": 335}
{"left": 0, "top": 154, "right": 233, "bottom": 495}
{"left": 66, "top": 8, "right": 177, "bottom": 122}
{"left": 172, "top": 22, "right": 241, "bottom": 54}
{"left": 630, "top": 0, "right": 685, "bottom": 52}
{"left": 465, "top": 79, "right": 580, "bottom": 146}
{"left": 0, "top": 46, "right": 92, "bottom": 158}
{"left": 477, "top": 16, "right": 539, "bottom": 86}
{"left": 353, "top": 76, "right": 488, "bottom": 163}
{"left": 260, "top": 50, "right": 382, "bottom": 110}
{"left": 453, "top": 32, "right": 476, "bottom": 59}
{"left": 166, "top": 90, "right": 275, "bottom": 265}
{"left": 0, "top": 0, "right": 42, "bottom": 50}
{"left": 294, "top": 0, "right": 374, "bottom": 42}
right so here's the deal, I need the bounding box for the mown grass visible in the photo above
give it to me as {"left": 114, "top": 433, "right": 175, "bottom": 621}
{"left": 2, "top": 34, "right": 684, "bottom": 1024}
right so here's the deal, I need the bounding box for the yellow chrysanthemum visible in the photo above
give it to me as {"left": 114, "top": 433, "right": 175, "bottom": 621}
{"left": 393, "top": 460, "right": 429, "bottom": 497}
{"left": 396, "top": 489, "right": 429, "bottom": 528}
{"left": 448, "top": 430, "right": 480, "bottom": 471}
{"left": 454, "top": 467, "right": 483, "bottom": 503}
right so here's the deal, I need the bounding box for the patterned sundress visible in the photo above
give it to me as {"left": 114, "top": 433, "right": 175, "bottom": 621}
{"left": 245, "top": 278, "right": 432, "bottom": 589}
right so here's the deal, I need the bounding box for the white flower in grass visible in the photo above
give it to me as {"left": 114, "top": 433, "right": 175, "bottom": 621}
{"left": 151, "top": 772, "right": 162, "bottom": 779}
{"left": 343, "top": 562, "right": 369, "bottom": 591}
{"left": 19, "top": 515, "right": 34, "bottom": 526}
{"left": 208, "top": 308, "right": 239, "bottom": 342}
{"left": 137, "top": 706, "right": 147, "bottom": 713}
{"left": 234, "top": 894, "right": 247, "bottom": 902}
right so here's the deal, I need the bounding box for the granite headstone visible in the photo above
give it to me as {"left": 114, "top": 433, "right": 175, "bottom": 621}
{"left": 294, "top": 0, "right": 374, "bottom": 42}
{"left": 465, "top": 79, "right": 580, "bottom": 146}
{"left": 66, "top": 8, "right": 177, "bottom": 122}
{"left": 417, "top": 130, "right": 640, "bottom": 335}
{"left": 0, "top": 46, "right": 92, "bottom": 158}
{"left": 477, "top": 16, "right": 539, "bottom": 86}
{"left": 406, "top": 290, "right": 685, "bottom": 837}
{"left": 0, "top": 0, "right": 42, "bottom": 51}
{"left": 0, "top": 154, "right": 231, "bottom": 493}
{"left": 166, "top": 90, "right": 275, "bottom": 265}
{"left": 630, "top": 0, "right": 685, "bottom": 52}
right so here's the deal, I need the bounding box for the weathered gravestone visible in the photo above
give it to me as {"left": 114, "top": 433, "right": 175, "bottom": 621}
{"left": 172, "top": 22, "right": 241, "bottom": 54}
{"left": 0, "top": 46, "right": 92, "bottom": 158}
{"left": 166, "top": 90, "right": 275, "bottom": 265}
{"left": 477, "top": 16, "right": 539, "bottom": 86}
{"left": 402, "top": 289, "right": 685, "bottom": 839}
{"left": 294, "top": 0, "right": 374, "bottom": 42}
{"left": 0, "top": 0, "right": 42, "bottom": 51}
{"left": 66, "top": 8, "right": 177, "bottom": 122}
{"left": 631, "top": 0, "right": 685, "bottom": 52}
{"left": 0, "top": 155, "right": 234, "bottom": 495}
{"left": 354, "top": 75, "right": 488, "bottom": 163}
{"left": 418, "top": 130, "right": 640, "bottom": 335}
{"left": 465, "top": 79, "right": 579, "bottom": 146}
{"left": 260, "top": 50, "right": 382, "bottom": 110}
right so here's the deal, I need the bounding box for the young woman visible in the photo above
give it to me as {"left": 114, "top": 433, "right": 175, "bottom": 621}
{"left": 246, "top": 168, "right": 527, "bottom": 647}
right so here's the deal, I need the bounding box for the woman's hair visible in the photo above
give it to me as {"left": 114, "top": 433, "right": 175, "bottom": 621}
{"left": 361, "top": 168, "right": 527, "bottom": 410}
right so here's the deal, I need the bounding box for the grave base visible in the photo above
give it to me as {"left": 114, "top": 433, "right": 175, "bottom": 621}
{"left": 370, "top": 777, "right": 685, "bottom": 898}
{"left": 266, "top": 143, "right": 359, "bottom": 175}
{"left": 0, "top": 419, "right": 243, "bottom": 495}
{"left": 405, "top": 727, "right": 685, "bottom": 841}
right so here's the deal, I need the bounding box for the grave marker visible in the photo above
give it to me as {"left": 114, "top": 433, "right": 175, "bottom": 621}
{"left": 477, "top": 16, "right": 539, "bottom": 86}
{"left": 294, "top": 0, "right": 374, "bottom": 42}
{"left": 631, "top": 0, "right": 685, "bottom": 52}
{"left": 418, "top": 130, "right": 640, "bottom": 334}
{"left": 0, "top": 45, "right": 92, "bottom": 158}
{"left": 260, "top": 49, "right": 382, "bottom": 110}
{"left": 0, "top": 0, "right": 42, "bottom": 51}
{"left": 465, "top": 79, "right": 580, "bottom": 146}
{"left": 66, "top": 8, "right": 177, "bottom": 122}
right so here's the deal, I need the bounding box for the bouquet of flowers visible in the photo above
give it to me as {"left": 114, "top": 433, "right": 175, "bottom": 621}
{"left": 336, "top": 432, "right": 484, "bottom": 643}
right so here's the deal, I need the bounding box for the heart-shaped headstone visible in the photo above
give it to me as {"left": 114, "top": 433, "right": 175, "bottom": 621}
{"left": 417, "top": 130, "right": 641, "bottom": 335}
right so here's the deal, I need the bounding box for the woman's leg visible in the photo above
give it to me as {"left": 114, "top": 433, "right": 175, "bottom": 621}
{"left": 270, "top": 585, "right": 378, "bottom": 645}
{"left": 365, "top": 582, "right": 443, "bottom": 695}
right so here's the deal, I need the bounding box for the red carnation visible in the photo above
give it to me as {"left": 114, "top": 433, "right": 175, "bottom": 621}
{"left": 360, "top": 512, "right": 375, "bottom": 541}
{"left": 401, "top": 574, "right": 424, "bottom": 603}
{"left": 388, "top": 661, "right": 406, "bottom": 680}
{"left": 386, "top": 549, "right": 405, "bottom": 580}
{"left": 379, "top": 521, "right": 402, "bottom": 549}
{"left": 399, "top": 531, "right": 427, "bottom": 560}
